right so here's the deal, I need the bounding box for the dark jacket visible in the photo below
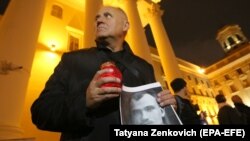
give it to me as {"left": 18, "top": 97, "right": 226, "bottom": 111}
{"left": 175, "top": 95, "right": 201, "bottom": 125}
{"left": 217, "top": 105, "right": 246, "bottom": 125}
{"left": 31, "top": 42, "right": 156, "bottom": 141}
{"left": 234, "top": 103, "right": 250, "bottom": 124}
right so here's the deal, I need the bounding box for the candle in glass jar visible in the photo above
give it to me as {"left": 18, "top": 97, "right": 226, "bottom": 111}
{"left": 99, "top": 61, "right": 122, "bottom": 88}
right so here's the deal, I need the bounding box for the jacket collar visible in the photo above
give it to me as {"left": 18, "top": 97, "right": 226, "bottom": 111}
{"left": 96, "top": 40, "right": 133, "bottom": 54}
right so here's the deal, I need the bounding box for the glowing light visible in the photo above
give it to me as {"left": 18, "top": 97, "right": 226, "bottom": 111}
{"left": 198, "top": 68, "right": 205, "bottom": 74}
{"left": 151, "top": 0, "right": 161, "bottom": 3}
{"left": 48, "top": 40, "right": 58, "bottom": 52}
{"left": 227, "top": 46, "right": 231, "bottom": 50}
{"left": 50, "top": 44, "right": 56, "bottom": 51}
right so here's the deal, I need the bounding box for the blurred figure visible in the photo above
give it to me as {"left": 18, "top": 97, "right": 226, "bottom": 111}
{"left": 231, "top": 95, "right": 250, "bottom": 124}
{"left": 215, "top": 94, "right": 246, "bottom": 125}
{"left": 199, "top": 111, "right": 208, "bottom": 125}
{"left": 170, "top": 78, "right": 201, "bottom": 125}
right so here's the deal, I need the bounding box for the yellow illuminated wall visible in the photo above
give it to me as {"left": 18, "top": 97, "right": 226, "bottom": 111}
{"left": 1, "top": 0, "right": 248, "bottom": 141}
{"left": 21, "top": 45, "right": 61, "bottom": 140}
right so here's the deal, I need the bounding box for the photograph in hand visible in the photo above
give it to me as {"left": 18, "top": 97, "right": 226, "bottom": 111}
{"left": 120, "top": 82, "right": 182, "bottom": 125}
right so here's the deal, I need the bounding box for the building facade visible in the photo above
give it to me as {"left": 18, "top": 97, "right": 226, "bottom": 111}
{"left": 0, "top": 0, "right": 249, "bottom": 140}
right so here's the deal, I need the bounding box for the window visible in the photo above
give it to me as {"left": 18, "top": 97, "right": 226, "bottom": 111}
{"left": 227, "top": 36, "right": 235, "bottom": 46}
{"left": 210, "top": 92, "right": 215, "bottom": 98}
{"left": 241, "top": 79, "right": 250, "bottom": 88}
{"left": 236, "top": 68, "right": 244, "bottom": 75}
{"left": 224, "top": 74, "right": 231, "bottom": 80}
{"left": 195, "top": 78, "right": 198, "bottom": 84}
{"left": 192, "top": 88, "right": 197, "bottom": 95}
{"left": 223, "top": 42, "right": 227, "bottom": 49}
{"left": 199, "top": 89, "right": 203, "bottom": 95}
{"left": 218, "top": 90, "right": 224, "bottom": 95}
{"left": 68, "top": 35, "right": 79, "bottom": 51}
{"left": 205, "top": 91, "right": 209, "bottom": 97}
{"left": 214, "top": 80, "right": 220, "bottom": 86}
{"left": 206, "top": 82, "right": 210, "bottom": 88}
{"left": 51, "top": 4, "right": 63, "bottom": 19}
{"left": 229, "top": 85, "right": 237, "bottom": 93}
{"left": 235, "top": 34, "right": 243, "bottom": 42}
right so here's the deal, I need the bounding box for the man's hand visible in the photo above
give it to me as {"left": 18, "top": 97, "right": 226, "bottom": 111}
{"left": 86, "top": 68, "right": 122, "bottom": 109}
{"left": 156, "top": 90, "right": 177, "bottom": 109}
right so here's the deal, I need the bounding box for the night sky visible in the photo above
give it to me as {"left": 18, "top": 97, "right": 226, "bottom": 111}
{"left": 0, "top": 0, "right": 10, "bottom": 15}
{"left": 151, "top": 0, "right": 250, "bottom": 67}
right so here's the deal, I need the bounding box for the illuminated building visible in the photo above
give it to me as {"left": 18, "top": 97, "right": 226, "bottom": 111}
{"left": 0, "top": 0, "right": 249, "bottom": 140}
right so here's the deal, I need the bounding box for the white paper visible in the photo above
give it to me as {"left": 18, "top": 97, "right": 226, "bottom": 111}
{"left": 120, "top": 82, "right": 183, "bottom": 125}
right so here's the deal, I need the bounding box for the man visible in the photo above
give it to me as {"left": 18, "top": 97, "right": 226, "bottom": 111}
{"left": 129, "top": 91, "right": 166, "bottom": 125}
{"left": 231, "top": 95, "right": 250, "bottom": 124}
{"left": 31, "top": 6, "right": 176, "bottom": 141}
{"left": 170, "top": 78, "right": 201, "bottom": 125}
{"left": 215, "top": 94, "right": 246, "bottom": 124}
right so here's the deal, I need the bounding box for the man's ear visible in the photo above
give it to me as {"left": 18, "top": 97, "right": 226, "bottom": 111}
{"left": 123, "top": 21, "right": 129, "bottom": 32}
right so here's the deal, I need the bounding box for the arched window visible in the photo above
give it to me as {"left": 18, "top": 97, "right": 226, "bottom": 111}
{"left": 223, "top": 42, "right": 227, "bottom": 49}
{"left": 227, "top": 36, "right": 235, "bottom": 46}
{"left": 235, "top": 34, "right": 243, "bottom": 42}
{"left": 68, "top": 35, "right": 79, "bottom": 51}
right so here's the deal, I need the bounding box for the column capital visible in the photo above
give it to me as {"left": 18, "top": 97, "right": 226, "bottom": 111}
{"left": 147, "top": 3, "right": 163, "bottom": 18}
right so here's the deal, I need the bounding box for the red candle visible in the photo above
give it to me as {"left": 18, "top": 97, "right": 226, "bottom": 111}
{"left": 99, "top": 61, "right": 122, "bottom": 88}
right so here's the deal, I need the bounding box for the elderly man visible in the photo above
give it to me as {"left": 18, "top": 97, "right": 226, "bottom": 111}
{"left": 31, "top": 6, "right": 176, "bottom": 141}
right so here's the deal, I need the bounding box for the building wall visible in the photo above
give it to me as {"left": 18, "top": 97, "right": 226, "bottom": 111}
{"left": 22, "top": 45, "right": 61, "bottom": 140}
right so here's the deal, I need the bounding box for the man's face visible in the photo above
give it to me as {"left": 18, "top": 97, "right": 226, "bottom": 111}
{"left": 130, "top": 94, "right": 165, "bottom": 125}
{"left": 95, "top": 6, "right": 128, "bottom": 39}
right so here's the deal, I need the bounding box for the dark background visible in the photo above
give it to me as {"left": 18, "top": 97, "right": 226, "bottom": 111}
{"left": 146, "top": 0, "right": 250, "bottom": 67}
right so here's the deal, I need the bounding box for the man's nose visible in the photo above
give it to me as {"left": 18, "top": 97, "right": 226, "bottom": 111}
{"left": 96, "top": 16, "right": 105, "bottom": 24}
{"left": 96, "top": 19, "right": 105, "bottom": 27}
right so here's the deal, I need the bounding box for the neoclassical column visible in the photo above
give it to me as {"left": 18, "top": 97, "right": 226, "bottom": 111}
{"left": 122, "top": 0, "right": 153, "bottom": 64}
{"left": 0, "top": 0, "right": 46, "bottom": 139}
{"left": 83, "top": 0, "right": 103, "bottom": 48}
{"left": 147, "top": 3, "right": 182, "bottom": 89}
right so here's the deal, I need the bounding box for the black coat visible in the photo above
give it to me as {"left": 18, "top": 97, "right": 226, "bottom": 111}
{"left": 234, "top": 103, "right": 250, "bottom": 124}
{"left": 31, "top": 42, "right": 156, "bottom": 141}
{"left": 175, "top": 95, "right": 201, "bottom": 125}
{"left": 217, "top": 105, "right": 246, "bottom": 125}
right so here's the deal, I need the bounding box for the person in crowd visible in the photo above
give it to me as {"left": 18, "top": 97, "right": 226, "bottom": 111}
{"left": 31, "top": 6, "right": 176, "bottom": 141}
{"left": 215, "top": 94, "right": 246, "bottom": 124}
{"left": 231, "top": 95, "right": 250, "bottom": 124}
{"left": 170, "top": 78, "right": 201, "bottom": 125}
{"left": 199, "top": 111, "right": 209, "bottom": 125}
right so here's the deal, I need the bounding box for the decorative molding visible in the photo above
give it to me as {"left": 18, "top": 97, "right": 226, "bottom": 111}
{"left": 147, "top": 3, "right": 163, "bottom": 18}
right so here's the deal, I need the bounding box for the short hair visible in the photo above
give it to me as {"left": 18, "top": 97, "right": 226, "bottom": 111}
{"left": 100, "top": 6, "right": 128, "bottom": 21}
{"left": 170, "top": 78, "right": 187, "bottom": 92}
{"left": 131, "top": 89, "right": 157, "bottom": 101}
{"left": 215, "top": 94, "right": 226, "bottom": 103}
{"left": 231, "top": 95, "right": 243, "bottom": 104}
